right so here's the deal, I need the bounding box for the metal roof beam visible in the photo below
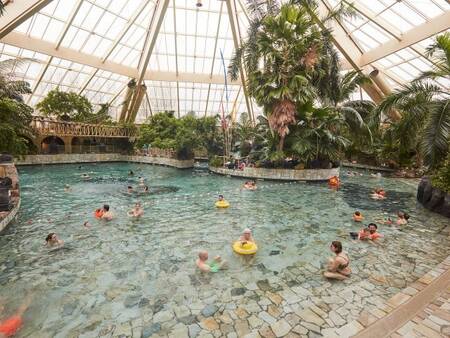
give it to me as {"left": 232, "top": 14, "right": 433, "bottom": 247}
{"left": 0, "top": 32, "right": 240, "bottom": 85}
{"left": 359, "top": 11, "right": 450, "bottom": 67}
{"left": 0, "top": 0, "right": 54, "bottom": 39}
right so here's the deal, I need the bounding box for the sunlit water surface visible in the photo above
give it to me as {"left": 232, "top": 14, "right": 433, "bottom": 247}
{"left": 0, "top": 163, "right": 449, "bottom": 337}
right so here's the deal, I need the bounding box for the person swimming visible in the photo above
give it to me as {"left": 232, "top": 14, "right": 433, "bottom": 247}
{"left": 81, "top": 173, "right": 91, "bottom": 181}
{"left": 368, "top": 223, "right": 383, "bottom": 240}
{"left": 143, "top": 185, "right": 149, "bottom": 193}
{"left": 0, "top": 295, "right": 32, "bottom": 338}
{"left": 138, "top": 177, "right": 145, "bottom": 186}
{"left": 101, "top": 204, "right": 114, "bottom": 221}
{"left": 64, "top": 184, "right": 71, "bottom": 192}
{"left": 352, "top": 211, "right": 364, "bottom": 222}
{"left": 239, "top": 228, "right": 255, "bottom": 244}
{"left": 128, "top": 170, "right": 134, "bottom": 176}
{"left": 128, "top": 202, "right": 144, "bottom": 218}
{"left": 127, "top": 186, "right": 134, "bottom": 194}
{"left": 218, "top": 194, "right": 224, "bottom": 202}
{"left": 396, "top": 211, "right": 410, "bottom": 225}
{"left": 83, "top": 221, "right": 92, "bottom": 228}
{"left": 323, "top": 241, "right": 351, "bottom": 280}
{"left": 370, "top": 188, "right": 386, "bottom": 200}
{"left": 243, "top": 181, "right": 257, "bottom": 190}
{"left": 350, "top": 227, "right": 370, "bottom": 240}
{"left": 196, "top": 251, "right": 226, "bottom": 273}
{"left": 45, "top": 233, "right": 64, "bottom": 248}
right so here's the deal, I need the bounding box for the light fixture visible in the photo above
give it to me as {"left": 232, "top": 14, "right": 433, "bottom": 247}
{"left": 196, "top": 0, "right": 202, "bottom": 7}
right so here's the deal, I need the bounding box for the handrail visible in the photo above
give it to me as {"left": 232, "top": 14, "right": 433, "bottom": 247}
{"left": 31, "top": 116, "right": 137, "bottom": 138}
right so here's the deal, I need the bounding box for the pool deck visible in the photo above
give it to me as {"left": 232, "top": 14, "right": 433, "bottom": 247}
{"left": 15, "top": 154, "right": 194, "bottom": 169}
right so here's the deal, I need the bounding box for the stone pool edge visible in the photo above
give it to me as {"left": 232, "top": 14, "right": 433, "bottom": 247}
{"left": 0, "top": 163, "right": 20, "bottom": 234}
{"left": 14, "top": 154, "right": 195, "bottom": 169}
{"left": 209, "top": 166, "right": 339, "bottom": 181}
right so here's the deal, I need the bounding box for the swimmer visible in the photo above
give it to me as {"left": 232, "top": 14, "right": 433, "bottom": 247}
{"left": 101, "top": 204, "right": 114, "bottom": 221}
{"left": 138, "top": 177, "right": 145, "bottom": 186}
{"left": 368, "top": 223, "right": 383, "bottom": 240}
{"left": 81, "top": 173, "right": 91, "bottom": 181}
{"left": 45, "top": 233, "right": 64, "bottom": 248}
{"left": 346, "top": 171, "right": 355, "bottom": 177}
{"left": 370, "top": 172, "right": 382, "bottom": 178}
{"left": 243, "top": 181, "right": 257, "bottom": 190}
{"left": 83, "top": 221, "right": 91, "bottom": 228}
{"left": 64, "top": 184, "right": 71, "bottom": 192}
{"left": 0, "top": 295, "right": 32, "bottom": 338}
{"left": 350, "top": 227, "right": 370, "bottom": 240}
{"left": 128, "top": 202, "right": 144, "bottom": 218}
{"left": 323, "top": 241, "right": 351, "bottom": 280}
{"left": 352, "top": 211, "right": 364, "bottom": 222}
{"left": 217, "top": 194, "right": 224, "bottom": 202}
{"left": 127, "top": 186, "right": 134, "bottom": 194}
{"left": 143, "top": 185, "right": 149, "bottom": 193}
{"left": 128, "top": 170, "right": 134, "bottom": 176}
{"left": 396, "top": 211, "right": 410, "bottom": 225}
{"left": 196, "top": 251, "right": 226, "bottom": 273}
{"left": 370, "top": 188, "right": 386, "bottom": 200}
{"left": 239, "top": 228, "right": 255, "bottom": 244}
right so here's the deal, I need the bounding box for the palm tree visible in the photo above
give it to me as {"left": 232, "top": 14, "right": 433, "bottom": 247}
{"left": 376, "top": 33, "right": 450, "bottom": 169}
{"left": 233, "top": 112, "right": 256, "bottom": 156}
{"left": 0, "top": 59, "right": 32, "bottom": 101}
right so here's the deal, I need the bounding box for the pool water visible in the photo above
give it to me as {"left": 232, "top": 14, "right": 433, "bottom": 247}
{"left": 1, "top": 163, "right": 449, "bottom": 337}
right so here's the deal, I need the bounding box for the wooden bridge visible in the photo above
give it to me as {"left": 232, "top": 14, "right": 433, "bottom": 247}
{"left": 31, "top": 116, "right": 137, "bottom": 138}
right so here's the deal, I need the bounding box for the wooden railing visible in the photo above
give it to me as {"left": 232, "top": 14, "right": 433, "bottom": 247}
{"left": 136, "top": 147, "right": 177, "bottom": 158}
{"left": 31, "top": 116, "right": 137, "bottom": 138}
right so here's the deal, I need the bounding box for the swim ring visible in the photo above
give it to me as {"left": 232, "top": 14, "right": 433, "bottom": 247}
{"left": 233, "top": 241, "right": 258, "bottom": 255}
{"left": 94, "top": 209, "right": 104, "bottom": 219}
{"left": 328, "top": 176, "right": 340, "bottom": 187}
{"left": 215, "top": 200, "right": 230, "bottom": 208}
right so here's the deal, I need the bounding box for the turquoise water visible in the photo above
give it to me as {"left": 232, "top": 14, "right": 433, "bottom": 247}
{"left": 1, "top": 163, "right": 449, "bottom": 337}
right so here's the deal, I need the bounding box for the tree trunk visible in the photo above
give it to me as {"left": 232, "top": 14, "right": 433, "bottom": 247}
{"left": 278, "top": 135, "right": 285, "bottom": 152}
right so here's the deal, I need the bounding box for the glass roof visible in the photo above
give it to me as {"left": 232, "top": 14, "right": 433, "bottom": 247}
{"left": 0, "top": 0, "right": 448, "bottom": 122}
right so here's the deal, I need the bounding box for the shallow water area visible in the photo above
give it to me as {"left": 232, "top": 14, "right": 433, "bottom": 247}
{"left": 1, "top": 163, "right": 449, "bottom": 337}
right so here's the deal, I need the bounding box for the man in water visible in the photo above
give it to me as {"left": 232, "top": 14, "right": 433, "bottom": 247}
{"left": 127, "top": 186, "right": 134, "bottom": 194}
{"left": 368, "top": 223, "right": 383, "bottom": 240}
{"left": 196, "top": 251, "right": 226, "bottom": 273}
{"left": 45, "top": 233, "right": 64, "bottom": 248}
{"left": 101, "top": 204, "right": 114, "bottom": 221}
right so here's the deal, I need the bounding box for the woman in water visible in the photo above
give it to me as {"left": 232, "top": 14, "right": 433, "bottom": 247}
{"left": 45, "top": 233, "right": 64, "bottom": 248}
{"left": 323, "top": 241, "right": 351, "bottom": 280}
{"left": 396, "top": 211, "right": 410, "bottom": 225}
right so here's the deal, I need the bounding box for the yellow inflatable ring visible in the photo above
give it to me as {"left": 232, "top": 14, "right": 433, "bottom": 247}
{"left": 215, "top": 200, "right": 230, "bottom": 208}
{"left": 233, "top": 241, "right": 258, "bottom": 255}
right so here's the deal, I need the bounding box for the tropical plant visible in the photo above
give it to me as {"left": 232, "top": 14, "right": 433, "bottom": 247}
{"left": 0, "top": 58, "right": 35, "bottom": 155}
{"left": 36, "top": 88, "right": 94, "bottom": 122}
{"left": 233, "top": 112, "right": 257, "bottom": 156}
{"left": 229, "top": 0, "right": 353, "bottom": 153}
{"left": 375, "top": 32, "right": 450, "bottom": 169}
{"left": 432, "top": 150, "right": 450, "bottom": 193}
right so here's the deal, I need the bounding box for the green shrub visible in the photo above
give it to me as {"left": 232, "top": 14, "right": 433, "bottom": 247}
{"left": 432, "top": 153, "right": 450, "bottom": 193}
{"left": 209, "top": 155, "right": 223, "bottom": 168}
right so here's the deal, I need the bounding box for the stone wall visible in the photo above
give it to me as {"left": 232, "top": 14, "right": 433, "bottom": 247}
{"left": 209, "top": 166, "right": 339, "bottom": 181}
{"left": 15, "top": 154, "right": 194, "bottom": 169}
{"left": 417, "top": 177, "right": 450, "bottom": 218}
{"left": 0, "top": 163, "right": 20, "bottom": 233}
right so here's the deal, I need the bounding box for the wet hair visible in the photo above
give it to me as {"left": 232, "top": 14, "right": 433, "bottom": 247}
{"left": 219, "top": 194, "right": 224, "bottom": 198}
{"left": 46, "top": 233, "right": 55, "bottom": 242}
{"left": 403, "top": 213, "right": 410, "bottom": 220}
{"left": 331, "top": 241, "right": 343, "bottom": 254}
{"left": 103, "top": 204, "right": 110, "bottom": 211}
{"left": 368, "top": 223, "right": 377, "bottom": 229}
{"left": 354, "top": 211, "right": 361, "bottom": 216}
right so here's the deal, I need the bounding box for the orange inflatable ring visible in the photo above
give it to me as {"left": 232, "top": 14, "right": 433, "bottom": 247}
{"left": 94, "top": 209, "right": 104, "bottom": 219}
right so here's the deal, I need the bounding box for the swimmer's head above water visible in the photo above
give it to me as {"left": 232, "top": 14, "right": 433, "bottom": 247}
{"left": 218, "top": 194, "right": 224, "bottom": 201}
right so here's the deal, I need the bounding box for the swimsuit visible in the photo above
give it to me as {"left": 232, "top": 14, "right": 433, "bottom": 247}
{"left": 208, "top": 262, "right": 219, "bottom": 273}
{"left": 336, "top": 254, "right": 349, "bottom": 272}
{"left": 0, "top": 316, "right": 22, "bottom": 337}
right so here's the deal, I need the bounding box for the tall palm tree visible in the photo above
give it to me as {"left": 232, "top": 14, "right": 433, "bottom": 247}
{"left": 376, "top": 33, "right": 450, "bottom": 169}
{"left": 0, "top": 59, "right": 32, "bottom": 101}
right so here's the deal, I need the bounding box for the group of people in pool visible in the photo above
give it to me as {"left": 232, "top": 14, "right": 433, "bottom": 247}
{"left": 196, "top": 229, "right": 255, "bottom": 272}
